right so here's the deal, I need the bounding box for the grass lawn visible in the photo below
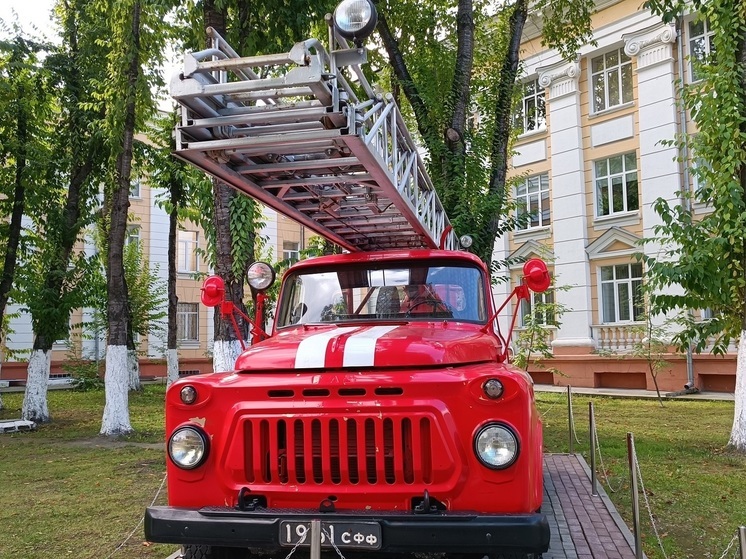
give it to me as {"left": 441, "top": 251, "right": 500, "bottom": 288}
{"left": 0, "top": 385, "right": 744, "bottom": 559}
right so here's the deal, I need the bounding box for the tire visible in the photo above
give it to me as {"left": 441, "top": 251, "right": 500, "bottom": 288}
{"left": 182, "top": 545, "right": 249, "bottom": 559}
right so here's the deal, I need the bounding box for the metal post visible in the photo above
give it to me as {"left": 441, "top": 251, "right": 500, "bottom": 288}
{"left": 310, "top": 519, "right": 322, "bottom": 559}
{"left": 589, "top": 401, "right": 597, "bottom": 496}
{"left": 627, "top": 433, "right": 643, "bottom": 559}
{"left": 567, "top": 385, "right": 574, "bottom": 454}
{"left": 739, "top": 525, "right": 746, "bottom": 559}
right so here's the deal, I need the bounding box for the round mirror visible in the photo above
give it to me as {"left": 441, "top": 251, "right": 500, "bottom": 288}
{"left": 522, "top": 258, "right": 551, "bottom": 293}
{"left": 247, "top": 261, "right": 276, "bottom": 291}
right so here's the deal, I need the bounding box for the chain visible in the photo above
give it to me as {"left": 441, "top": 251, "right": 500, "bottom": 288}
{"left": 716, "top": 532, "right": 739, "bottom": 559}
{"left": 283, "top": 530, "right": 308, "bottom": 559}
{"left": 539, "top": 399, "right": 560, "bottom": 419}
{"left": 631, "top": 438, "right": 670, "bottom": 559}
{"left": 103, "top": 473, "right": 168, "bottom": 559}
{"left": 322, "top": 527, "right": 348, "bottom": 559}
{"left": 593, "top": 422, "right": 624, "bottom": 493}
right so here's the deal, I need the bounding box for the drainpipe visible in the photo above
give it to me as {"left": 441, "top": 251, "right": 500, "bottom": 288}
{"left": 675, "top": 16, "right": 696, "bottom": 389}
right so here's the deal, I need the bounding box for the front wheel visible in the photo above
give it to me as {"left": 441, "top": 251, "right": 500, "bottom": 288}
{"left": 181, "top": 545, "right": 248, "bottom": 559}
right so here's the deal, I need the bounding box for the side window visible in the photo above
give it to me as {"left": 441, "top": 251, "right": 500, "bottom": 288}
{"left": 594, "top": 153, "right": 638, "bottom": 217}
{"left": 177, "top": 230, "right": 199, "bottom": 274}
{"left": 600, "top": 263, "right": 643, "bottom": 323}
{"left": 177, "top": 303, "right": 199, "bottom": 342}
{"left": 688, "top": 18, "right": 715, "bottom": 82}
{"left": 514, "top": 78, "right": 546, "bottom": 134}
{"left": 516, "top": 173, "right": 550, "bottom": 230}
{"left": 590, "top": 48, "right": 633, "bottom": 113}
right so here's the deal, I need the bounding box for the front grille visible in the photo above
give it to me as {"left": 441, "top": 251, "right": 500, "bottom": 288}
{"left": 243, "top": 416, "right": 433, "bottom": 486}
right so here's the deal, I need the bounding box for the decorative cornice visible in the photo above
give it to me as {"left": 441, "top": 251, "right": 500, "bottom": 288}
{"left": 536, "top": 57, "right": 581, "bottom": 101}
{"left": 623, "top": 23, "right": 676, "bottom": 70}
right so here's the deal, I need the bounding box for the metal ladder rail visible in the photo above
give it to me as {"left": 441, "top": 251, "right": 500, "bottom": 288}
{"left": 170, "top": 29, "right": 457, "bottom": 251}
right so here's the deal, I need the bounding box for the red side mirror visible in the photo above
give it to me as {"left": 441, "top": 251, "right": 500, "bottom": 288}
{"left": 523, "top": 258, "right": 550, "bottom": 293}
{"left": 201, "top": 276, "right": 225, "bottom": 307}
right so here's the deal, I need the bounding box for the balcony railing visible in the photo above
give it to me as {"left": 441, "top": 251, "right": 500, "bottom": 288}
{"left": 592, "top": 323, "right": 646, "bottom": 352}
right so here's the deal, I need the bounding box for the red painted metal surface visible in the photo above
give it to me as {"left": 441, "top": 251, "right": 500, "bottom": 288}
{"left": 163, "top": 250, "right": 544, "bottom": 531}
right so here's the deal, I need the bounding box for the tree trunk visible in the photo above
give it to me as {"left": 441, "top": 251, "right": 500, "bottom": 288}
{"left": 167, "top": 113, "right": 180, "bottom": 387}
{"left": 730, "top": 20, "right": 746, "bottom": 452}
{"left": 102, "top": 1, "right": 141, "bottom": 436}
{"left": 21, "top": 349, "right": 51, "bottom": 423}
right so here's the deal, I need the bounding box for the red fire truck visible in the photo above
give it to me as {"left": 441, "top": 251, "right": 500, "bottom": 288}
{"left": 145, "top": 3, "right": 551, "bottom": 558}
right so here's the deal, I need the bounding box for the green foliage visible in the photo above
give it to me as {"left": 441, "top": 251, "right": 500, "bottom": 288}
{"left": 61, "top": 344, "right": 105, "bottom": 392}
{"left": 642, "top": 0, "right": 746, "bottom": 355}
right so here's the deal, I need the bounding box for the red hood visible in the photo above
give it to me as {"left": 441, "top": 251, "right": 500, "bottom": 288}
{"left": 234, "top": 323, "right": 501, "bottom": 371}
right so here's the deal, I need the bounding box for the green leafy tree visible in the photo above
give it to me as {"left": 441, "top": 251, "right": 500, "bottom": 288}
{"left": 641, "top": 0, "right": 746, "bottom": 450}
{"left": 90, "top": 0, "right": 173, "bottom": 435}
{"left": 374, "top": 0, "right": 595, "bottom": 266}
{"left": 0, "top": 32, "right": 56, "bottom": 414}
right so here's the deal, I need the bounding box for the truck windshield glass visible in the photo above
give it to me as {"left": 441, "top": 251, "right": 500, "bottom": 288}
{"left": 276, "top": 262, "right": 487, "bottom": 327}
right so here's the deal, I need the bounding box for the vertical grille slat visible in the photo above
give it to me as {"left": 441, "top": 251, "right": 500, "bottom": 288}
{"left": 243, "top": 415, "right": 433, "bottom": 486}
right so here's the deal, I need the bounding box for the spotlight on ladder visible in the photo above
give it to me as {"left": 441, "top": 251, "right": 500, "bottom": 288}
{"left": 333, "top": 0, "right": 378, "bottom": 46}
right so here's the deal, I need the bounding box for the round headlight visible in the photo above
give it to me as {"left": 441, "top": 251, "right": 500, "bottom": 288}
{"left": 169, "top": 426, "right": 208, "bottom": 470}
{"left": 475, "top": 423, "right": 519, "bottom": 469}
{"left": 247, "top": 261, "right": 276, "bottom": 291}
{"left": 180, "top": 385, "right": 197, "bottom": 404}
{"left": 333, "top": 0, "right": 378, "bottom": 43}
{"left": 482, "top": 379, "right": 504, "bottom": 399}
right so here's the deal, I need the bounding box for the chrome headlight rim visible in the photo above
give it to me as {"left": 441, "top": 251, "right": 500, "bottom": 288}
{"left": 474, "top": 422, "right": 520, "bottom": 470}
{"left": 168, "top": 425, "right": 209, "bottom": 470}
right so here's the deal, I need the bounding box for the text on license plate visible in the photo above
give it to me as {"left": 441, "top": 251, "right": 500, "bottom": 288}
{"left": 280, "top": 521, "right": 382, "bottom": 549}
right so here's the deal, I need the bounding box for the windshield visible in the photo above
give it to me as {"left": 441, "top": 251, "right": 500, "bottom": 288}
{"left": 276, "top": 261, "right": 488, "bottom": 328}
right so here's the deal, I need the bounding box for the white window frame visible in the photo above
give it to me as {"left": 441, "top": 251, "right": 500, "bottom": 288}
{"left": 177, "top": 302, "right": 199, "bottom": 343}
{"left": 126, "top": 225, "right": 141, "bottom": 246}
{"left": 520, "top": 288, "right": 556, "bottom": 327}
{"left": 129, "top": 176, "right": 142, "bottom": 199}
{"left": 687, "top": 17, "right": 715, "bottom": 82}
{"left": 177, "top": 230, "right": 199, "bottom": 274}
{"left": 590, "top": 48, "right": 633, "bottom": 113}
{"left": 283, "top": 240, "right": 300, "bottom": 263}
{"left": 515, "top": 173, "right": 550, "bottom": 230}
{"left": 599, "top": 263, "right": 644, "bottom": 323}
{"left": 514, "top": 78, "right": 546, "bottom": 135}
{"left": 594, "top": 152, "right": 639, "bottom": 218}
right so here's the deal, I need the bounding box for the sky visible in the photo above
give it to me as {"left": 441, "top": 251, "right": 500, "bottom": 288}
{"left": 0, "top": 0, "right": 57, "bottom": 40}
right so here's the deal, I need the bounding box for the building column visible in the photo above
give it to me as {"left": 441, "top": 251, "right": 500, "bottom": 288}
{"left": 623, "top": 23, "right": 680, "bottom": 326}
{"left": 538, "top": 59, "right": 595, "bottom": 352}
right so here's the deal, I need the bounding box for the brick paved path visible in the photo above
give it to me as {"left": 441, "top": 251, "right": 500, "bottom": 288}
{"left": 543, "top": 454, "right": 640, "bottom": 559}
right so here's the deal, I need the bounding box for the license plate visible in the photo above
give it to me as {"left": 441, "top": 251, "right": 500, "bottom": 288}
{"left": 279, "top": 520, "right": 382, "bottom": 550}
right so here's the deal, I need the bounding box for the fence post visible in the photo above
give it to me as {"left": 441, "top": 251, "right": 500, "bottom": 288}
{"left": 310, "top": 519, "right": 322, "bottom": 559}
{"left": 589, "top": 401, "right": 597, "bottom": 496}
{"left": 567, "top": 385, "right": 574, "bottom": 454}
{"left": 739, "top": 525, "right": 746, "bottom": 559}
{"left": 627, "top": 433, "right": 642, "bottom": 559}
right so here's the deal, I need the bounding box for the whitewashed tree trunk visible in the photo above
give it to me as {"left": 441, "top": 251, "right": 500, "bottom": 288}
{"left": 128, "top": 348, "right": 141, "bottom": 391}
{"left": 213, "top": 339, "right": 244, "bottom": 373}
{"left": 166, "top": 348, "right": 179, "bottom": 386}
{"left": 101, "top": 345, "right": 132, "bottom": 436}
{"left": 21, "top": 349, "right": 51, "bottom": 423}
{"left": 728, "top": 330, "right": 746, "bottom": 451}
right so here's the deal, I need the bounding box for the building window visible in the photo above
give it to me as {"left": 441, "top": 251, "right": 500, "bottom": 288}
{"left": 126, "top": 225, "right": 141, "bottom": 246}
{"left": 177, "top": 303, "right": 199, "bottom": 342}
{"left": 283, "top": 241, "right": 300, "bottom": 263}
{"left": 520, "top": 288, "right": 556, "bottom": 326}
{"left": 130, "top": 176, "right": 142, "bottom": 198}
{"left": 688, "top": 18, "right": 715, "bottom": 82}
{"left": 177, "top": 230, "right": 199, "bottom": 273}
{"left": 594, "top": 153, "right": 638, "bottom": 217}
{"left": 516, "top": 173, "right": 550, "bottom": 229}
{"left": 600, "top": 263, "right": 643, "bottom": 323}
{"left": 514, "top": 79, "right": 546, "bottom": 134}
{"left": 590, "top": 48, "right": 633, "bottom": 113}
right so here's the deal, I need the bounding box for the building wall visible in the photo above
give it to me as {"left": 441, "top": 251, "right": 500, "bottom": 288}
{"left": 501, "top": 0, "right": 736, "bottom": 392}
